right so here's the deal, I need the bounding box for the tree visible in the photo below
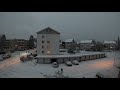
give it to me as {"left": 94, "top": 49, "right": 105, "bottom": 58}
{"left": 67, "top": 46, "right": 75, "bottom": 54}
{"left": 28, "top": 35, "right": 35, "bottom": 49}
{"left": 95, "top": 41, "right": 104, "bottom": 51}
{"left": 117, "top": 36, "right": 120, "bottom": 51}
{"left": 0, "top": 34, "right": 6, "bottom": 53}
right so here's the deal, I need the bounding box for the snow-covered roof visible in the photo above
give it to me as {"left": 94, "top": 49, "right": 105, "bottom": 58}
{"left": 80, "top": 40, "right": 93, "bottom": 44}
{"left": 37, "top": 27, "right": 60, "bottom": 34}
{"left": 104, "top": 41, "right": 116, "bottom": 44}
{"left": 37, "top": 52, "right": 105, "bottom": 58}
{"left": 65, "top": 39, "right": 74, "bottom": 42}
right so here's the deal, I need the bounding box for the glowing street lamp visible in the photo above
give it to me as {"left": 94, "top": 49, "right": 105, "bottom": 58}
{"left": 47, "top": 51, "right": 50, "bottom": 54}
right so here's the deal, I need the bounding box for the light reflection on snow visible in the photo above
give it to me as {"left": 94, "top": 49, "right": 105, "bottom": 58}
{"left": 0, "top": 51, "right": 119, "bottom": 78}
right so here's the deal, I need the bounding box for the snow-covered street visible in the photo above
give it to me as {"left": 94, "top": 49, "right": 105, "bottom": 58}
{"left": 0, "top": 51, "right": 119, "bottom": 78}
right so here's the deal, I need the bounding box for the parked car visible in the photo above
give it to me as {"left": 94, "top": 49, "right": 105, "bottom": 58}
{"left": 32, "top": 52, "right": 37, "bottom": 57}
{"left": 52, "top": 62, "right": 59, "bottom": 68}
{"left": 0, "top": 55, "right": 3, "bottom": 61}
{"left": 2, "top": 53, "right": 11, "bottom": 59}
{"left": 71, "top": 60, "right": 79, "bottom": 65}
{"left": 65, "top": 61, "right": 72, "bottom": 66}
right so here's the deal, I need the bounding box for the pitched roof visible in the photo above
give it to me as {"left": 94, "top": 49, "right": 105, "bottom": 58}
{"left": 37, "top": 27, "right": 60, "bottom": 34}
{"left": 80, "top": 40, "right": 93, "bottom": 44}
{"left": 65, "top": 39, "right": 74, "bottom": 42}
{"left": 104, "top": 41, "right": 116, "bottom": 44}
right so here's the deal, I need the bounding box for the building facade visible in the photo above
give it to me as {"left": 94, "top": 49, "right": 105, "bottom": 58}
{"left": 80, "top": 40, "right": 95, "bottom": 51}
{"left": 37, "top": 27, "right": 60, "bottom": 55}
{"left": 4, "top": 39, "right": 29, "bottom": 51}
{"left": 64, "top": 39, "right": 76, "bottom": 50}
{"left": 103, "top": 40, "right": 117, "bottom": 50}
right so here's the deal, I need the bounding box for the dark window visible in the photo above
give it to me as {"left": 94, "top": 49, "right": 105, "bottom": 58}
{"left": 42, "top": 51, "right": 44, "bottom": 53}
{"left": 42, "top": 41, "right": 44, "bottom": 43}
{"left": 42, "top": 46, "right": 44, "bottom": 48}
{"left": 47, "top": 41, "right": 50, "bottom": 43}
{"left": 42, "top": 35, "right": 44, "bottom": 38}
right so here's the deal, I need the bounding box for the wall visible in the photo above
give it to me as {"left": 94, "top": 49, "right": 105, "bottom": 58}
{"left": 37, "top": 34, "right": 60, "bottom": 55}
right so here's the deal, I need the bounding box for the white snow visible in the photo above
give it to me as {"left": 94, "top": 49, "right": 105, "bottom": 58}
{"left": 104, "top": 41, "right": 116, "bottom": 44}
{"left": 0, "top": 50, "right": 120, "bottom": 78}
{"left": 80, "top": 40, "right": 93, "bottom": 44}
{"left": 65, "top": 39, "right": 74, "bottom": 42}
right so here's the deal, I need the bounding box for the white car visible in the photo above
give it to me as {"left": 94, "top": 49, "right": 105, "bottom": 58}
{"left": 71, "top": 60, "right": 79, "bottom": 65}
{"left": 52, "top": 62, "right": 59, "bottom": 68}
{"left": 2, "top": 53, "right": 11, "bottom": 59}
{"left": 65, "top": 61, "right": 72, "bottom": 66}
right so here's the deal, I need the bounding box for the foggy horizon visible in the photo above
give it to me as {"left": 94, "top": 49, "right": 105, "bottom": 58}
{"left": 0, "top": 12, "right": 120, "bottom": 42}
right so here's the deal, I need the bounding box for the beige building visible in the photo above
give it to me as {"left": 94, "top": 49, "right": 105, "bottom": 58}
{"left": 37, "top": 27, "right": 60, "bottom": 55}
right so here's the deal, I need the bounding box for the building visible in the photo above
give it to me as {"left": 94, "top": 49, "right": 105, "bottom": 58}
{"left": 36, "top": 28, "right": 106, "bottom": 64}
{"left": 103, "top": 40, "right": 117, "bottom": 50}
{"left": 0, "top": 34, "right": 6, "bottom": 54}
{"left": 59, "top": 40, "right": 65, "bottom": 49}
{"left": 37, "top": 27, "right": 60, "bottom": 55}
{"left": 64, "top": 39, "right": 76, "bottom": 49}
{"left": 4, "top": 39, "right": 29, "bottom": 51}
{"left": 80, "top": 40, "right": 95, "bottom": 51}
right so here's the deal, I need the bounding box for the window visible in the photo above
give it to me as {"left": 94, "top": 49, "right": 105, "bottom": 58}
{"left": 42, "top": 46, "right": 44, "bottom": 48}
{"left": 42, "top": 41, "right": 44, "bottom": 43}
{"left": 42, "top": 51, "right": 44, "bottom": 53}
{"left": 47, "top": 41, "right": 50, "bottom": 43}
{"left": 42, "top": 35, "right": 44, "bottom": 38}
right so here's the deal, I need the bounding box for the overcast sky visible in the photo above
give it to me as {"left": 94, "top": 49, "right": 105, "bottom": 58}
{"left": 0, "top": 12, "right": 120, "bottom": 42}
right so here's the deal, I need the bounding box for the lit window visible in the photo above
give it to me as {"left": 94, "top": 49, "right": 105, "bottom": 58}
{"left": 47, "top": 51, "right": 50, "bottom": 54}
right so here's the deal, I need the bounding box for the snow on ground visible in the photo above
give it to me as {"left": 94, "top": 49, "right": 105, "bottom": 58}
{"left": 0, "top": 50, "right": 120, "bottom": 78}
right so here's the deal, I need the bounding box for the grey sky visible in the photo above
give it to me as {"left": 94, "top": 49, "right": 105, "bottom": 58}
{"left": 0, "top": 12, "right": 120, "bottom": 42}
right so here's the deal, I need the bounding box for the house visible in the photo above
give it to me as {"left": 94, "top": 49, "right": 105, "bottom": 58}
{"left": 37, "top": 27, "right": 60, "bottom": 55}
{"left": 80, "top": 40, "right": 95, "bottom": 51}
{"left": 64, "top": 39, "right": 76, "bottom": 49}
{"left": 103, "top": 40, "right": 117, "bottom": 50}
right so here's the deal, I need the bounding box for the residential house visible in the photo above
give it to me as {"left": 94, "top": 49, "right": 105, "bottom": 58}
{"left": 80, "top": 40, "right": 96, "bottom": 51}
{"left": 64, "top": 39, "right": 76, "bottom": 50}
{"left": 103, "top": 40, "right": 117, "bottom": 50}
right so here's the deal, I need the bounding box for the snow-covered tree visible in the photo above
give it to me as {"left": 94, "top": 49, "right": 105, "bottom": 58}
{"left": 28, "top": 35, "right": 35, "bottom": 49}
